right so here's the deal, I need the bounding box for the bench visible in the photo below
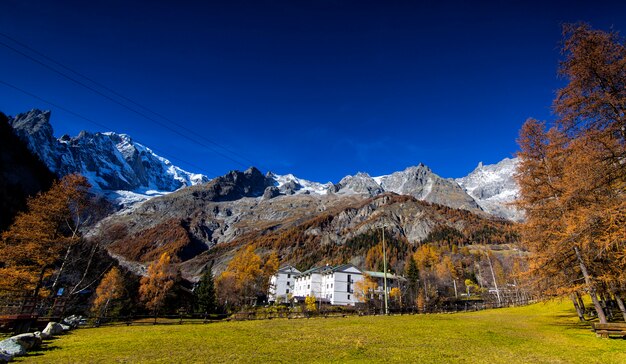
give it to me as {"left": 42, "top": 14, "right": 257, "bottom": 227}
{"left": 592, "top": 323, "right": 626, "bottom": 338}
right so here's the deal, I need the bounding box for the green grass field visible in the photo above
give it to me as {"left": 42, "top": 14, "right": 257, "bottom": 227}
{"left": 17, "top": 301, "right": 626, "bottom": 363}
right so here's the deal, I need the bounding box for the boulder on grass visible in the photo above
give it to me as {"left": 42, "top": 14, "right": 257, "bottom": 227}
{"left": 42, "top": 322, "right": 64, "bottom": 336}
{"left": 62, "top": 315, "right": 84, "bottom": 329}
{"left": 0, "top": 338, "right": 26, "bottom": 357}
{"left": 11, "top": 333, "right": 41, "bottom": 350}
{"left": 60, "top": 324, "right": 71, "bottom": 332}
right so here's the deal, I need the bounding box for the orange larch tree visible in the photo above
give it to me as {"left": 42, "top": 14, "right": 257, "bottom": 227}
{"left": 139, "top": 252, "right": 175, "bottom": 316}
{"left": 517, "top": 23, "right": 626, "bottom": 323}
{"left": 0, "top": 174, "right": 91, "bottom": 295}
{"left": 92, "top": 267, "right": 125, "bottom": 318}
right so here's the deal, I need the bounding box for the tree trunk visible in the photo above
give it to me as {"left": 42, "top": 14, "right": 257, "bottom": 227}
{"left": 575, "top": 291, "right": 586, "bottom": 313}
{"left": 571, "top": 293, "right": 585, "bottom": 321}
{"left": 601, "top": 291, "right": 614, "bottom": 320}
{"left": 574, "top": 246, "right": 607, "bottom": 323}
{"left": 610, "top": 286, "right": 626, "bottom": 322}
{"left": 51, "top": 244, "right": 73, "bottom": 293}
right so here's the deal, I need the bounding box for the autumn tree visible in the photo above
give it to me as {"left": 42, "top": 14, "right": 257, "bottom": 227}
{"left": 389, "top": 287, "right": 402, "bottom": 309}
{"left": 139, "top": 252, "right": 175, "bottom": 317}
{"left": 0, "top": 174, "right": 91, "bottom": 295}
{"left": 305, "top": 295, "right": 317, "bottom": 312}
{"left": 516, "top": 23, "right": 626, "bottom": 323}
{"left": 216, "top": 246, "right": 279, "bottom": 309}
{"left": 92, "top": 267, "right": 125, "bottom": 318}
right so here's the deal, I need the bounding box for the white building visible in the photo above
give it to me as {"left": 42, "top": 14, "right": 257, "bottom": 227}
{"left": 268, "top": 265, "right": 301, "bottom": 303}
{"left": 292, "top": 264, "right": 366, "bottom": 306}
{"left": 280, "top": 264, "right": 407, "bottom": 307}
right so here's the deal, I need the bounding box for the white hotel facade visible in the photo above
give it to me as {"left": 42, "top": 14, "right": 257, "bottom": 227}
{"left": 269, "top": 264, "right": 405, "bottom": 306}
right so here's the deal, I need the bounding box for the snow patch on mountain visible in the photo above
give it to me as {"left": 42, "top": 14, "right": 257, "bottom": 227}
{"left": 456, "top": 157, "right": 522, "bottom": 221}
{"left": 9, "top": 109, "right": 209, "bottom": 206}
{"left": 268, "top": 172, "right": 332, "bottom": 195}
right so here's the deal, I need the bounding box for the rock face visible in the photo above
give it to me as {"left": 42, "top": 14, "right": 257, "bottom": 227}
{"left": 9, "top": 109, "right": 209, "bottom": 196}
{"left": 334, "top": 172, "right": 384, "bottom": 196}
{"left": 0, "top": 112, "right": 55, "bottom": 231}
{"left": 273, "top": 165, "right": 483, "bottom": 214}
{"left": 456, "top": 158, "right": 522, "bottom": 221}
{"left": 376, "top": 164, "right": 482, "bottom": 213}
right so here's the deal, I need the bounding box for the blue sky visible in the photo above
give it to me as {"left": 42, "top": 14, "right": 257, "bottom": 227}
{"left": 2, "top": 1, "right": 625, "bottom": 182}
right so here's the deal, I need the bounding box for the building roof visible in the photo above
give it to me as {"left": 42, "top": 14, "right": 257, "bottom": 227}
{"left": 277, "top": 265, "right": 301, "bottom": 274}
{"left": 363, "top": 271, "right": 407, "bottom": 281}
{"left": 297, "top": 266, "right": 323, "bottom": 276}
{"left": 329, "top": 264, "right": 362, "bottom": 273}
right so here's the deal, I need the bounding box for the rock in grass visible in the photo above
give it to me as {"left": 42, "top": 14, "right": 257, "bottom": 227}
{"left": 0, "top": 338, "right": 25, "bottom": 357}
{"left": 62, "top": 315, "right": 84, "bottom": 329}
{"left": 14, "top": 333, "right": 40, "bottom": 350}
{"left": 60, "top": 324, "right": 71, "bottom": 332}
{"left": 43, "top": 322, "right": 64, "bottom": 336}
{"left": 11, "top": 333, "right": 42, "bottom": 350}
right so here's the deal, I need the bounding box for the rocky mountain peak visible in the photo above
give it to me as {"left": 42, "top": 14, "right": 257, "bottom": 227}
{"left": 456, "top": 157, "right": 522, "bottom": 221}
{"left": 334, "top": 172, "right": 384, "bottom": 196}
{"left": 8, "top": 109, "right": 209, "bottom": 201}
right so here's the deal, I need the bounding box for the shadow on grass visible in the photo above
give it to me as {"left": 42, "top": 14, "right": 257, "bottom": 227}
{"left": 11, "top": 344, "right": 63, "bottom": 362}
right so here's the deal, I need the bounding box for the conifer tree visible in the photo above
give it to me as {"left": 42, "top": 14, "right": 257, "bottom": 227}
{"left": 195, "top": 263, "right": 217, "bottom": 314}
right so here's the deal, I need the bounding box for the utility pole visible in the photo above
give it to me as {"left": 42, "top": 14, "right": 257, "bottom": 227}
{"left": 382, "top": 226, "right": 389, "bottom": 315}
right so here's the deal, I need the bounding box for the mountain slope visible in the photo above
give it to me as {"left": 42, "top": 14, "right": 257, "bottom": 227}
{"left": 89, "top": 164, "right": 517, "bottom": 279}
{"left": 9, "top": 109, "right": 209, "bottom": 204}
{"left": 0, "top": 112, "right": 56, "bottom": 231}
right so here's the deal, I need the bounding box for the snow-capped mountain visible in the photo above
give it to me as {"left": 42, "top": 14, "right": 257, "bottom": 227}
{"left": 456, "top": 157, "right": 522, "bottom": 221}
{"left": 8, "top": 109, "right": 521, "bottom": 220}
{"left": 269, "top": 165, "right": 482, "bottom": 214}
{"left": 268, "top": 172, "right": 332, "bottom": 195}
{"left": 9, "top": 110, "right": 209, "bottom": 204}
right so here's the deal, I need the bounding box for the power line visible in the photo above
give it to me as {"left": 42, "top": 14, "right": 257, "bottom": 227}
{"left": 0, "top": 33, "right": 263, "bottom": 170}
{"left": 0, "top": 79, "right": 221, "bottom": 178}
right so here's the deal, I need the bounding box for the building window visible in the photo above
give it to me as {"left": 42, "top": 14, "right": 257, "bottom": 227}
{"left": 288, "top": 274, "right": 291, "bottom": 278}
{"left": 287, "top": 281, "right": 290, "bottom": 286}
{"left": 347, "top": 294, "right": 351, "bottom": 300}
{"left": 307, "top": 284, "right": 310, "bottom": 289}
{"left": 347, "top": 275, "right": 351, "bottom": 293}
{"left": 286, "top": 289, "right": 289, "bottom": 294}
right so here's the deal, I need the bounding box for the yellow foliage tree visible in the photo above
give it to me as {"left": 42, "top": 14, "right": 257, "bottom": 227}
{"left": 413, "top": 244, "right": 440, "bottom": 270}
{"left": 305, "top": 294, "right": 317, "bottom": 312}
{"left": 354, "top": 276, "right": 378, "bottom": 303}
{"left": 92, "top": 267, "right": 124, "bottom": 317}
{"left": 389, "top": 287, "right": 402, "bottom": 308}
{"left": 216, "top": 246, "right": 279, "bottom": 308}
{"left": 139, "top": 252, "right": 175, "bottom": 316}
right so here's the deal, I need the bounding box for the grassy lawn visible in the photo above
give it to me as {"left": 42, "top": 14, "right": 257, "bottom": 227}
{"left": 17, "top": 300, "right": 626, "bottom": 363}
